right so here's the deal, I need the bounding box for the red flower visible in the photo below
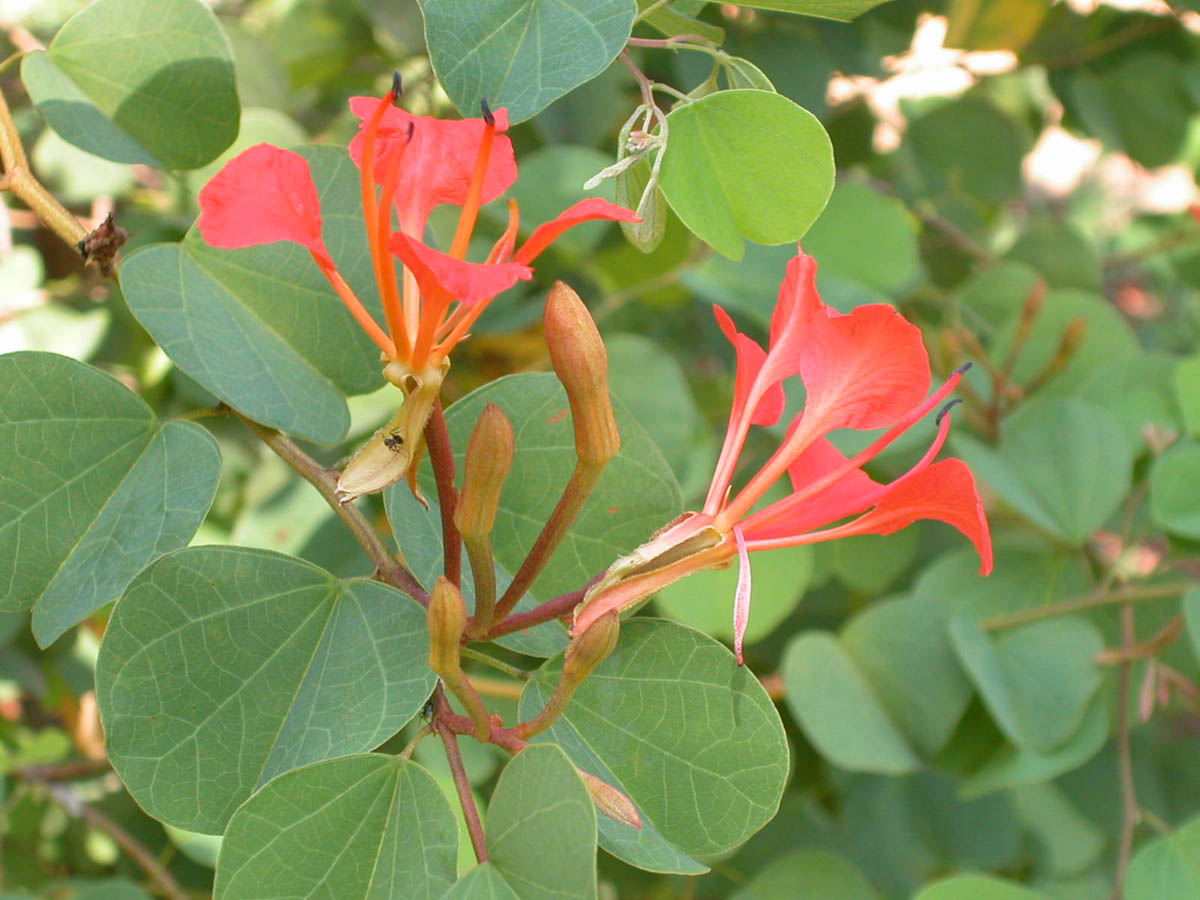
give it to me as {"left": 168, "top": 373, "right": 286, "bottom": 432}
{"left": 574, "top": 248, "right": 992, "bottom": 663}
{"left": 198, "top": 80, "right": 636, "bottom": 375}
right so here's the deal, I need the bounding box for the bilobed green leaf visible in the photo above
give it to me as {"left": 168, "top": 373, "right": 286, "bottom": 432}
{"left": 1011, "top": 782, "right": 1105, "bottom": 877}
{"left": 119, "top": 147, "right": 386, "bottom": 444}
{"left": 952, "top": 398, "right": 1132, "bottom": 545}
{"left": 419, "top": 0, "right": 636, "bottom": 124}
{"left": 734, "top": 0, "right": 894, "bottom": 22}
{"left": 520, "top": 620, "right": 787, "bottom": 867}
{"left": 912, "top": 875, "right": 1052, "bottom": 900}
{"left": 782, "top": 632, "right": 921, "bottom": 774}
{"left": 1151, "top": 440, "right": 1200, "bottom": 539}
{"left": 215, "top": 755, "right": 457, "bottom": 900}
{"left": 0, "top": 352, "right": 219, "bottom": 647}
{"left": 432, "top": 373, "right": 683, "bottom": 609}
{"left": 841, "top": 593, "right": 973, "bottom": 758}
{"left": 480, "top": 745, "right": 597, "bottom": 899}
{"left": 654, "top": 544, "right": 812, "bottom": 647}
{"left": 20, "top": 0, "right": 238, "bottom": 169}
{"left": 948, "top": 615, "right": 1103, "bottom": 753}
{"left": 906, "top": 97, "right": 1027, "bottom": 205}
{"left": 731, "top": 849, "right": 880, "bottom": 900}
{"left": 659, "top": 90, "right": 834, "bottom": 260}
{"left": 96, "top": 547, "right": 436, "bottom": 833}
{"left": 1126, "top": 813, "right": 1200, "bottom": 900}
{"left": 961, "top": 697, "right": 1109, "bottom": 798}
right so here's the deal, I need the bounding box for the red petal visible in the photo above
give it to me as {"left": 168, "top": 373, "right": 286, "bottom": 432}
{"left": 349, "top": 100, "right": 517, "bottom": 229}
{"left": 839, "top": 459, "right": 993, "bottom": 574}
{"left": 198, "top": 144, "right": 326, "bottom": 256}
{"left": 798, "top": 302, "right": 932, "bottom": 432}
{"left": 744, "top": 438, "right": 880, "bottom": 540}
{"left": 389, "top": 233, "right": 532, "bottom": 304}
{"left": 713, "top": 305, "right": 785, "bottom": 428}
{"left": 514, "top": 198, "right": 639, "bottom": 264}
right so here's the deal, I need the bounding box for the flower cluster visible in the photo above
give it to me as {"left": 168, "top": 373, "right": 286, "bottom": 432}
{"left": 196, "top": 77, "right": 635, "bottom": 497}
{"left": 574, "top": 249, "right": 993, "bottom": 662}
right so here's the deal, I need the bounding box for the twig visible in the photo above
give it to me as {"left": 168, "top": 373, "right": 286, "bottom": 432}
{"left": 43, "top": 783, "right": 187, "bottom": 900}
{"left": 980, "top": 583, "right": 1191, "bottom": 630}
{"left": 233, "top": 410, "right": 429, "bottom": 605}
{"left": 1096, "top": 615, "right": 1185, "bottom": 666}
{"left": 425, "top": 400, "right": 462, "bottom": 589}
{"left": 16, "top": 758, "right": 111, "bottom": 781}
{"left": 461, "top": 647, "right": 529, "bottom": 680}
{"left": 1111, "top": 604, "right": 1139, "bottom": 900}
{"left": 486, "top": 587, "right": 586, "bottom": 640}
{"left": 433, "top": 690, "right": 488, "bottom": 863}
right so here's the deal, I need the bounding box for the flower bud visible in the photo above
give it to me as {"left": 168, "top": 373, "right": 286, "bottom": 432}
{"left": 544, "top": 282, "right": 620, "bottom": 464}
{"left": 563, "top": 609, "right": 619, "bottom": 684}
{"left": 454, "top": 403, "right": 514, "bottom": 539}
{"left": 577, "top": 769, "right": 642, "bottom": 830}
{"left": 427, "top": 577, "right": 467, "bottom": 678}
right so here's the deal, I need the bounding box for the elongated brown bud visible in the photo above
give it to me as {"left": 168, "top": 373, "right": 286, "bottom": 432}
{"left": 544, "top": 282, "right": 620, "bottom": 463}
{"left": 578, "top": 769, "right": 642, "bottom": 830}
{"left": 563, "top": 609, "right": 620, "bottom": 684}
{"left": 455, "top": 404, "right": 514, "bottom": 539}
{"left": 428, "top": 577, "right": 467, "bottom": 678}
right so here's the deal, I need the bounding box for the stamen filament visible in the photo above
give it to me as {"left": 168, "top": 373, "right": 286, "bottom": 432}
{"left": 313, "top": 256, "right": 396, "bottom": 357}
{"left": 734, "top": 370, "right": 965, "bottom": 534}
{"left": 375, "top": 124, "right": 413, "bottom": 356}
{"left": 359, "top": 88, "right": 402, "bottom": 353}
{"left": 447, "top": 101, "right": 496, "bottom": 261}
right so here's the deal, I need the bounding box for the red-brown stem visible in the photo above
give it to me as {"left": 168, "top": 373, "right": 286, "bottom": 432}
{"left": 1111, "top": 604, "right": 1139, "bottom": 900}
{"left": 493, "top": 461, "right": 604, "bottom": 623}
{"left": 433, "top": 690, "right": 488, "bottom": 864}
{"left": 234, "top": 410, "right": 429, "bottom": 606}
{"left": 486, "top": 588, "right": 587, "bottom": 640}
{"left": 426, "top": 399, "right": 462, "bottom": 588}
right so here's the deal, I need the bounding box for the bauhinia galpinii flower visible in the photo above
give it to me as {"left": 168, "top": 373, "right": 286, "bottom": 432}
{"left": 196, "top": 74, "right": 636, "bottom": 500}
{"left": 573, "top": 248, "right": 994, "bottom": 663}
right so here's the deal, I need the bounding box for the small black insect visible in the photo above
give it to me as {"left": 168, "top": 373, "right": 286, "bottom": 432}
{"left": 421, "top": 698, "right": 436, "bottom": 721}
{"left": 384, "top": 432, "right": 405, "bottom": 452}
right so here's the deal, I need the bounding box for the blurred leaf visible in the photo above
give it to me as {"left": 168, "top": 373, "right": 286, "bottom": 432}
{"left": 945, "top": 0, "right": 1050, "bottom": 52}
{"left": 1005, "top": 219, "right": 1101, "bottom": 292}
{"left": 655, "top": 544, "right": 812, "bottom": 647}
{"left": 20, "top": 0, "right": 239, "bottom": 168}
{"left": 637, "top": 0, "right": 725, "bottom": 42}
{"left": 1150, "top": 440, "right": 1200, "bottom": 538}
{"left": 948, "top": 615, "right": 1103, "bottom": 753}
{"left": 606, "top": 333, "right": 702, "bottom": 478}
{"left": 731, "top": 849, "right": 880, "bottom": 900}
{"left": 97, "top": 546, "right": 436, "bottom": 833}
{"left": 913, "top": 875, "right": 1053, "bottom": 899}
{"left": 0, "top": 304, "right": 110, "bottom": 360}
{"left": 906, "top": 97, "right": 1027, "bottom": 205}
{"left": 1126, "top": 813, "right": 1200, "bottom": 900}
{"left": 501, "top": 145, "right": 618, "bottom": 257}
{"left": 186, "top": 107, "right": 308, "bottom": 196}
{"left": 215, "top": 756, "right": 457, "bottom": 900}
{"left": 1063, "top": 52, "right": 1194, "bottom": 169}
{"left": 31, "top": 128, "right": 135, "bottom": 202}
{"left": 783, "top": 631, "right": 921, "bottom": 773}
{"left": 961, "top": 696, "right": 1109, "bottom": 797}
{"left": 120, "top": 147, "right": 386, "bottom": 444}
{"left": 953, "top": 398, "right": 1132, "bottom": 544}
{"left": 420, "top": 0, "right": 636, "bottom": 124}
{"left": 1176, "top": 355, "right": 1200, "bottom": 435}
{"left": 163, "top": 825, "right": 222, "bottom": 870}
{"left": 659, "top": 90, "right": 834, "bottom": 260}
{"left": 1012, "top": 782, "right": 1105, "bottom": 876}
{"left": 0, "top": 352, "right": 219, "bottom": 646}
{"left": 803, "top": 181, "right": 920, "bottom": 296}
{"left": 841, "top": 592, "right": 973, "bottom": 758}
{"left": 520, "top": 619, "right": 787, "bottom": 867}
{"left": 735, "top": 0, "right": 894, "bottom": 22}
{"left": 831, "top": 529, "right": 919, "bottom": 594}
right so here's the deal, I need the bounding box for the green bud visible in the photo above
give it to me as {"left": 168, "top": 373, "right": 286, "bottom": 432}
{"left": 454, "top": 403, "right": 514, "bottom": 539}
{"left": 563, "top": 609, "right": 620, "bottom": 684}
{"left": 427, "top": 577, "right": 467, "bottom": 678}
{"left": 544, "top": 282, "right": 620, "bottom": 464}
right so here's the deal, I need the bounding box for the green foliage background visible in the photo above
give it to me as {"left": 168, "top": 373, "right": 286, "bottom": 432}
{"left": 3, "top": 0, "right": 1200, "bottom": 898}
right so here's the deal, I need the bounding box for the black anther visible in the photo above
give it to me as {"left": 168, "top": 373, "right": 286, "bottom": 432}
{"left": 936, "top": 398, "right": 963, "bottom": 426}
{"left": 953, "top": 362, "right": 974, "bottom": 377}
{"left": 480, "top": 96, "right": 495, "bottom": 127}
{"left": 391, "top": 71, "right": 403, "bottom": 102}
